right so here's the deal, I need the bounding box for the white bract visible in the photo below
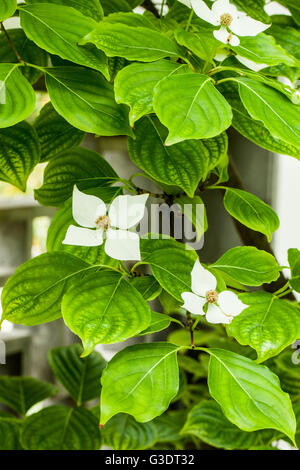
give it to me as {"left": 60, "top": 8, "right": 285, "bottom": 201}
{"left": 235, "top": 55, "right": 268, "bottom": 72}
{"left": 63, "top": 186, "right": 148, "bottom": 261}
{"left": 190, "top": 0, "right": 270, "bottom": 46}
{"left": 181, "top": 259, "right": 248, "bottom": 324}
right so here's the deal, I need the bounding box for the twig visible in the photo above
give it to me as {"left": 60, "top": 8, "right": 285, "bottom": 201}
{"left": 186, "top": 311, "right": 195, "bottom": 348}
{"left": 1, "top": 22, "right": 22, "bottom": 63}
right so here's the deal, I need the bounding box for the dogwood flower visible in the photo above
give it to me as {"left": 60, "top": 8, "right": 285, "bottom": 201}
{"left": 190, "top": 0, "right": 270, "bottom": 46}
{"left": 62, "top": 186, "right": 148, "bottom": 261}
{"left": 181, "top": 259, "right": 248, "bottom": 324}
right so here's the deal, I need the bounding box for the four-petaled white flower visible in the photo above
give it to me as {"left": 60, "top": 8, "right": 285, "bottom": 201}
{"left": 181, "top": 259, "right": 248, "bottom": 324}
{"left": 63, "top": 186, "right": 148, "bottom": 261}
{"left": 190, "top": 0, "right": 270, "bottom": 46}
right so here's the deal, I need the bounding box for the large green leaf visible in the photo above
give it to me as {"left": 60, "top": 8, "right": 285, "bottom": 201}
{"left": 231, "top": 77, "right": 300, "bottom": 147}
{"left": 153, "top": 73, "right": 232, "bottom": 145}
{"left": 25, "top": 0, "right": 103, "bottom": 21}
{"left": 0, "top": 0, "right": 16, "bottom": 21}
{"left": 182, "top": 400, "right": 259, "bottom": 449}
{"left": 227, "top": 291, "right": 300, "bottom": 363}
{"left": 207, "top": 348, "right": 296, "bottom": 442}
{"left": 0, "top": 376, "right": 57, "bottom": 415}
{"left": 138, "top": 311, "right": 171, "bottom": 336}
{"left": 0, "top": 28, "right": 48, "bottom": 84}
{"left": 34, "top": 102, "right": 84, "bottom": 162}
{"left": 100, "top": 342, "right": 180, "bottom": 424}
{"left": 0, "top": 121, "right": 40, "bottom": 192}
{"left": 115, "top": 60, "right": 188, "bottom": 126}
{"left": 21, "top": 406, "right": 101, "bottom": 450}
{"left": 1, "top": 252, "right": 92, "bottom": 326}
{"left": 103, "top": 414, "right": 157, "bottom": 450}
{"left": 211, "top": 246, "right": 280, "bottom": 286}
{"left": 45, "top": 66, "right": 133, "bottom": 137}
{"left": 0, "top": 64, "right": 35, "bottom": 128}
{"left": 19, "top": 4, "right": 108, "bottom": 78}
{"left": 267, "top": 24, "right": 300, "bottom": 62}
{"left": 62, "top": 271, "right": 151, "bottom": 356}
{"left": 128, "top": 116, "right": 227, "bottom": 197}
{"left": 0, "top": 418, "right": 22, "bottom": 450}
{"left": 48, "top": 344, "right": 106, "bottom": 406}
{"left": 223, "top": 188, "right": 280, "bottom": 242}
{"left": 175, "top": 29, "right": 218, "bottom": 63}
{"left": 81, "top": 23, "right": 184, "bottom": 62}
{"left": 35, "top": 147, "right": 117, "bottom": 207}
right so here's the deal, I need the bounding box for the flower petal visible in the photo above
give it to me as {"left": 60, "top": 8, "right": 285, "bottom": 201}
{"left": 108, "top": 194, "right": 148, "bottom": 230}
{"left": 231, "top": 16, "right": 270, "bottom": 36}
{"left": 181, "top": 292, "right": 206, "bottom": 315}
{"left": 191, "top": 0, "right": 218, "bottom": 25}
{"left": 191, "top": 259, "right": 217, "bottom": 296}
{"left": 229, "top": 34, "right": 240, "bottom": 46}
{"left": 62, "top": 225, "right": 103, "bottom": 247}
{"left": 72, "top": 185, "right": 106, "bottom": 228}
{"left": 212, "top": 0, "right": 238, "bottom": 19}
{"left": 213, "top": 26, "right": 234, "bottom": 45}
{"left": 206, "top": 304, "right": 232, "bottom": 324}
{"left": 218, "top": 290, "right": 248, "bottom": 316}
{"left": 236, "top": 55, "right": 268, "bottom": 71}
{"left": 105, "top": 228, "right": 141, "bottom": 261}
{"left": 178, "top": 0, "right": 192, "bottom": 7}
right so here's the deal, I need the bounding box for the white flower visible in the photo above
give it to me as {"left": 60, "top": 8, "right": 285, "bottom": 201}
{"left": 181, "top": 259, "right": 248, "bottom": 324}
{"left": 191, "top": 0, "right": 270, "bottom": 46}
{"left": 235, "top": 55, "right": 268, "bottom": 72}
{"left": 62, "top": 186, "right": 148, "bottom": 261}
{"left": 178, "top": 0, "right": 192, "bottom": 7}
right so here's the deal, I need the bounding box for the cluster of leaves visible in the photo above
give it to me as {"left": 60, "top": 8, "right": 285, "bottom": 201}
{"left": 0, "top": 0, "right": 300, "bottom": 450}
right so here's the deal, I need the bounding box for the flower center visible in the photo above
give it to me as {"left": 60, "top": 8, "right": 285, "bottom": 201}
{"left": 95, "top": 215, "right": 111, "bottom": 230}
{"left": 220, "top": 13, "right": 233, "bottom": 27}
{"left": 206, "top": 290, "right": 218, "bottom": 304}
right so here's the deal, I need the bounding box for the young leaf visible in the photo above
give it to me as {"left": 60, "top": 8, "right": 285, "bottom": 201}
{"left": 175, "top": 29, "right": 218, "bottom": 63}
{"left": 288, "top": 248, "right": 300, "bottom": 292}
{"left": 48, "top": 344, "right": 106, "bottom": 406}
{"left": 45, "top": 66, "right": 133, "bottom": 137}
{"left": 0, "top": 121, "right": 41, "bottom": 192}
{"left": 34, "top": 147, "right": 117, "bottom": 207}
{"left": 0, "top": 419, "right": 22, "bottom": 450}
{"left": 62, "top": 271, "right": 151, "bottom": 356}
{"left": 100, "top": 343, "right": 180, "bottom": 425}
{"left": 207, "top": 348, "right": 296, "bottom": 443}
{"left": 81, "top": 23, "right": 184, "bottom": 62}
{"left": 0, "top": 377, "right": 57, "bottom": 415}
{"left": 153, "top": 74, "right": 232, "bottom": 145}
{"left": 227, "top": 291, "right": 300, "bottom": 363}
{"left": 223, "top": 188, "right": 280, "bottom": 241}
{"left": 128, "top": 116, "right": 227, "bottom": 197}
{"left": 25, "top": 0, "right": 103, "bottom": 21}
{"left": 211, "top": 246, "right": 280, "bottom": 286}
{"left": 0, "top": 64, "right": 35, "bottom": 128}
{"left": 130, "top": 276, "right": 162, "bottom": 301}
{"left": 21, "top": 406, "right": 101, "bottom": 450}
{"left": 19, "top": 4, "right": 109, "bottom": 78}
{"left": 0, "top": 0, "right": 16, "bottom": 21}
{"left": 34, "top": 102, "right": 84, "bottom": 162}
{"left": 1, "top": 252, "right": 91, "bottom": 326}
{"left": 137, "top": 311, "right": 171, "bottom": 336}
{"left": 102, "top": 414, "right": 157, "bottom": 450}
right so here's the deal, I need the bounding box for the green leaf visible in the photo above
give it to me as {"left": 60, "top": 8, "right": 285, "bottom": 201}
{"left": 294, "top": 401, "right": 300, "bottom": 448}
{"left": 100, "top": 342, "right": 180, "bottom": 424}
{"left": 267, "top": 25, "right": 300, "bottom": 63}
{"left": 34, "top": 102, "right": 84, "bottom": 162}
{"left": 0, "top": 418, "right": 22, "bottom": 450}
{"left": 288, "top": 248, "right": 300, "bottom": 292}
{"left": 62, "top": 271, "right": 151, "bottom": 356}
{"left": 232, "top": 0, "right": 270, "bottom": 23}
{"left": 0, "top": 28, "right": 48, "bottom": 84}
{"left": 1, "top": 252, "right": 91, "bottom": 326}
{"left": 153, "top": 409, "right": 186, "bottom": 443}
{"left": 25, "top": 0, "right": 103, "bottom": 21}
{"left": 128, "top": 116, "right": 227, "bottom": 197}
{"left": 228, "top": 291, "right": 300, "bottom": 363}
{"left": 207, "top": 348, "right": 296, "bottom": 442}
{"left": 274, "top": 350, "right": 300, "bottom": 399}
{"left": 211, "top": 246, "right": 280, "bottom": 286}
{"left": 21, "top": 406, "right": 101, "bottom": 450}
{"left": 153, "top": 73, "right": 232, "bottom": 145}
{"left": 35, "top": 147, "right": 117, "bottom": 207}
{"left": 81, "top": 23, "right": 184, "bottom": 62}
{"left": 103, "top": 11, "right": 159, "bottom": 29}
{"left": 130, "top": 275, "right": 162, "bottom": 301}
{"left": 102, "top": 414, "right": 157, "bottom": 450}
{"left": 175, "top": 29, "right": 218, "bottom": 63}
{"left": 174, "top": 195, "right": 208, "bottom": 241}
{"left": 182, "top": 400, "right": 259, "bottom": 450}
{"left": 223, "top": 188, "right": 279, "bottom": 242}
{"left": 45, "top": 66, "right": 133, "bottom": 137}
{"left": 101, "top": 0, "right": 131, "bottom": 14}
{"left": 19, "top": 4, "right": 109, "bottom": 78}
{"left": 115, "top": 60, "right": 188, "bottom": 126}
{"left": 0, "top": 121, "right": 40, "bottom": 192}
{"left": 0, "top": 64, "right": 35, "bottom": 128}
{"left": 138, "top": 311, "right": 171, "bottom": 336}
{"left": 0, "top": 376, "right": 57, "bottom": 415}
{"left": 231, "top": 77, "right": 300, "bottom": 147}
{"left": 48, "top": 344, "right": 106, "bottom": 406}
{"left": 0, "top": 0, "right": 16, "bottom": 21}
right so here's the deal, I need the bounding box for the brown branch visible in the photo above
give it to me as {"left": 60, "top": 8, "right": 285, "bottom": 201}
{"left": 142, "top": 0, "right": 160, "bottom": 18}
{"left": 186, "top": 311, "right": 195, "bottom": 348}
{"left": 1, "top": 23, "right": 22, "bottom": 63}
